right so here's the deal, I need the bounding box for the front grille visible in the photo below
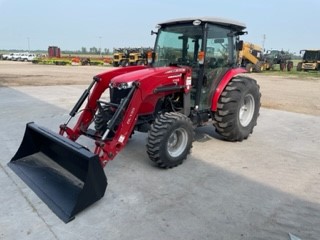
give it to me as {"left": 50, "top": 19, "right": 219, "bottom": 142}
{"left": 303, "top": 63, "right": 316, "bottom": 69}
{"left": 110, "top": 88, "right": 131, "bottom": 104}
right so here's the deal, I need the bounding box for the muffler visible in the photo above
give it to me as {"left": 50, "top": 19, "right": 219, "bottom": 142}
{"left": 8, "top": 122, "right": 107, "bottom": 223}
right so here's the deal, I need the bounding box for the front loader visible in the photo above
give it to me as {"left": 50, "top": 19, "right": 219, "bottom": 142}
{"left": 8, "top": 17, "right": 261, "bottom": 223}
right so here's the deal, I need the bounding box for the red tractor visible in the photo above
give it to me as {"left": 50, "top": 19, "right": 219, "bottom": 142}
{"left": 9, "top": 17, "right": 261, "bottom": 222}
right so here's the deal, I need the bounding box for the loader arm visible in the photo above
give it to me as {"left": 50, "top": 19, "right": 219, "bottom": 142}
{"left": 94, "top": 82, "right": 142, "bottom": 166}
{"left": 60, "top": 66, "right": 146, "bottom": 140}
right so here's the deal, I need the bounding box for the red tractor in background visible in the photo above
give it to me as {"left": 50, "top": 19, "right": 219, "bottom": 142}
{"left": 9, "top": 17, "right": 261, "bottom": 223}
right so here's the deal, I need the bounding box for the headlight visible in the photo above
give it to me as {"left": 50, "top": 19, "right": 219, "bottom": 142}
{"left": 118, "top": 82, "right": 129, "bottom": 90}
{"left": 109, "top": 81, "right": 134, "bottom": 90}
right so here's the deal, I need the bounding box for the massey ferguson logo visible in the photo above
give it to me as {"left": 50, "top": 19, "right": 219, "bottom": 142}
{"left": 165, "top": 69, "right": 186, "bottom": 74}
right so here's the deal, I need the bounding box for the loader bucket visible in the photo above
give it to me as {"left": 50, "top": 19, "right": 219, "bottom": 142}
{"left": 8, "top": 122, "right": 107, "bottom": 223}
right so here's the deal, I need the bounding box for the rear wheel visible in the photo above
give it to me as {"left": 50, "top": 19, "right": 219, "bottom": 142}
{"left": 213, "top": 77, "right": 261, "bottom": 141}
{"left": 245, "top": 63, "right": 254, "bottom": 73}
{"left": 287, "top": 61, "right": 293, "bottom": 71}
{"left": 147, "top": 112, "right": 193, "bottom": 168}
{"left": 296, "top": 62, "right": 302, "bottom": 71}
{"left": 254, "top": 61, "right": 264, "bottom": 72}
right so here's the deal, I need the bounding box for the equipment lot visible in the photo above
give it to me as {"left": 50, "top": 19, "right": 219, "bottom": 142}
{"left": 0, "top": 61, "right": 319, "bottom": 239}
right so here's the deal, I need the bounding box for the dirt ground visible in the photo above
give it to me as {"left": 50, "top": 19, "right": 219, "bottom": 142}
{"left": 1, "top": 61, "right": 319, "bottom": 116}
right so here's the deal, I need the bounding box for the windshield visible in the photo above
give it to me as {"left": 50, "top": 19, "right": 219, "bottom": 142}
{"left": 266, "top": 50, "right": 279, "bottom": 57}
{"left": 153, "top": 24, "right": 203, "bottom": 67}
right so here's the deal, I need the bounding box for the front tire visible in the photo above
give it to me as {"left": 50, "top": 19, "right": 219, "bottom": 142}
{"left": 94, "top": 105, "right": 115, "bottom": 135}
{"left": 213, "top": 77, "right": 261, "bottom": 141}
{"left": 147, "top": 112, "right": 193, "bottom": 168}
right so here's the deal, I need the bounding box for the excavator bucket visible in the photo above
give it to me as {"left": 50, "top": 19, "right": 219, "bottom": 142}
{"left": 8, "top": 122, "right": 108, "bottom": 223}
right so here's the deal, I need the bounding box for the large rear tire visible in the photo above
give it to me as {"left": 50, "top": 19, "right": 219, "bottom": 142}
{"left": 147, "top": 112, "right": 193, "bottom": 168}
{"left": 213, "top": 77, "right": 261, "bottom": 141}
{"left": 287, "top": 61, "right": 293, "bottom": 71}
{"left": 296, "top": 62, "right": 302, "bottom": 71}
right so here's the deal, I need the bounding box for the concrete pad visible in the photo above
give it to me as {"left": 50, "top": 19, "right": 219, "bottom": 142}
{"left": 0, "top": 85, "right": 319, "bottom": 240}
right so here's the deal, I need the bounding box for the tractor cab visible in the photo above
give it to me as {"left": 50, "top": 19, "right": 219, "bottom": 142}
{"left": 152, "top": 17, "right": 246, "bottom": 110}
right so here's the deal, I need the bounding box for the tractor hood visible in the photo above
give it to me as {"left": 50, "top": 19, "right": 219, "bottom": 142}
{"left": 110, "top": 66, "right": 189, "bottom": 86}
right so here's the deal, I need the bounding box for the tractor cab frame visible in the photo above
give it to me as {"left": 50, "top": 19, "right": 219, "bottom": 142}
{"left": 151, "top": 18, "right": 247, "bottom": 118}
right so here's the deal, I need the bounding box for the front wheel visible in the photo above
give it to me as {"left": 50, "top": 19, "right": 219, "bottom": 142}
{"left": 213, "top": 77, "right": 261, "bottom": 141}
{"left": 120, "top": 60, "right": 128, "bottom": 67}
{"left": 147, "top": 112, "right": 194, "bottom": 168}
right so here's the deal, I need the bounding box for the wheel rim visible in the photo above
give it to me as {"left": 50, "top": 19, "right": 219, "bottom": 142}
{"left": 167, "top": 128, "right": 188, "bottom": 158}
{"left": 239, "top": 94, "right": 255, "bottom": 127}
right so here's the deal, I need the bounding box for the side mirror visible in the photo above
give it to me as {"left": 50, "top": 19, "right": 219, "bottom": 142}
{"left": 236, "top": 40, "right": 244, "bottom": 51}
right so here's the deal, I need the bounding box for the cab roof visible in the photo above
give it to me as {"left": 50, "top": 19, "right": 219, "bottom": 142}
{"left": 158, "top": 17, "right": 246, "bottom": 31}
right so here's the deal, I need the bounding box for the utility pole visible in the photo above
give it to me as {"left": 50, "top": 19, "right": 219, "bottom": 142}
{"left": 99, "top": 36, "right": 102, "bottom": 56}
{"left": 262, "top": 34, "right": 266, "bottom": 51}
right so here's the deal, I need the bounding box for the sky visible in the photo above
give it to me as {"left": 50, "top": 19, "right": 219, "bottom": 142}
{"left": 0, "top": 0, "right": 319, "bottom": 54}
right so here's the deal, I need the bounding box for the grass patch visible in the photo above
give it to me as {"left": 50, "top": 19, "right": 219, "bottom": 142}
{"left": 32, "top": 58, "right": 72, "bottom": 65}
{"left": 260, "top": 63, "right": 320, "bottom": 79}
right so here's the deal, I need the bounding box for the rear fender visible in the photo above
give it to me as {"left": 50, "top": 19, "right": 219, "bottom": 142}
{"left": 211, "top": 68, "right": 247, "bottom": 111}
